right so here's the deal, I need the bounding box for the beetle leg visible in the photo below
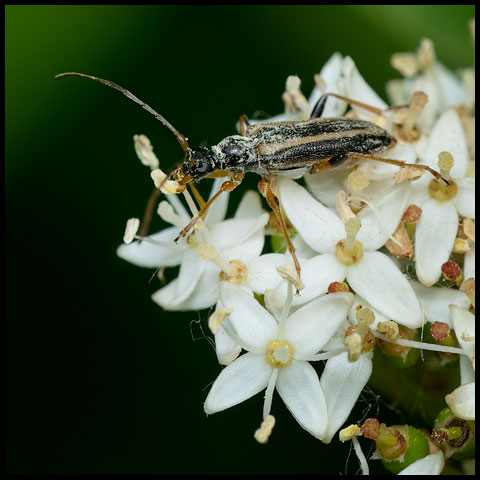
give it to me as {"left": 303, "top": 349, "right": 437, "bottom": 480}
{"left": 311, "top": 92, "right": 411, "bottom": 119}
{"left": 347, "top": 152, "right": 450, "bottom": 184}
{"left": 137, "top": 187, "right": 162, "bottom": 240}
{"left": 309, "top": 154, "right": 348, "bottom": 174}
{"left": 258, "top": 176, "right": 302, "bottom": 294}
{"left": 174, "top": 173, "right": 245, "bottom": 242}
{"left": 238, "top": 114, "right": 250, "bottom": 136}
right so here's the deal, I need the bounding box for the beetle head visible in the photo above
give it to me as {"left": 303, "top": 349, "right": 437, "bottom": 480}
{"left": 171, "top": 147, "right": 215, "bottom": 186}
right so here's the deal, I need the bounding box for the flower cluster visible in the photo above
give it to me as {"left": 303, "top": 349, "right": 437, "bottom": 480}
{"left": 118, "top": 34, "right": 474, "bottom": 475}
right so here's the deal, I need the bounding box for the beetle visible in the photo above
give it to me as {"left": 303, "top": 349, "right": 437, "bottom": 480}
{"left": 55, "top": 72, "right": 447, "bottom": 281}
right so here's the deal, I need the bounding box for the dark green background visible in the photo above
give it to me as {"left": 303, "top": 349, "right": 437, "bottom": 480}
{"left": 6, "top": 5, "right": 474, "bottom": 475}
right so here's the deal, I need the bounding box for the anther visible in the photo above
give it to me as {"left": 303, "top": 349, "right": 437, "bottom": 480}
{"left": 123, "top": 218, "right": 140, "bottom": 244}
{"left": 276, "top": 265, "right": 305, "bottom": 291}
{"left": 347, "top": 171, "right": 369, "bottom": 212}
{"left": 254, "top": 415, "right": 276, "bottom": 444}
{"left": 437, "top": 151, "right": 454, "bottom": 180}
{"left": 208, "top": 308, "right": 233, "bottom": 334}
{"left": 339, "top": 424, "right": 362, "bottom": 442}
{"left": 377, "top": 321, "right": 400, "bottom": 341}
{"left": 441, "top": 260, "right": 463, "bottom": 283}
{"left": 133, "top": 134, "right": 160, "bottom": 169}
{"left": 151, "top": 168, "right": 182, "bottom": 194}
{"left": 460, "top": 277, "right": 475, "bottom": 308}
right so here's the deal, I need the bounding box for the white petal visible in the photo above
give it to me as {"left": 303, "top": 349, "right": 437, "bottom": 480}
{"left": 117, "top": 226, "right": 186, "bottom": 268}
{"left": 347, "top": 251, "right": 424, "bottom": 327}
{"left": 415, "top": 199, "right": 458, "bottom": 286}
{"left": 212, "top": 214, "right": 268, "bottom": 250}
{"left": 320, "top": 352, "right": 372, "bottom": 443}
{"left": 433, "top": 62, "right": 471, "bottom": 110}
{"left": 204, "top": 178, "right": 229, "bottom": 225}
{"left": 222, "top": 227, "right": 265, "bottom": 264}
{"left": 460, "top": 355, "right": 475, "bottom": 385}
{"left": 410, "top": 281, "right": 471, "bottom": 327}
{"left": 215, "top": 325, "right": 242, "bottom": 366}
{"left": 308, "top": 52, "right": 346, "bottom": 118}
{"left": 357, "top": 181, "right": 411, "bottom": 251}
{"left": 293, "top": 254, "right": 347, "bottom": 306}
{"left": 452, "top": 177, "right": 475, "bottom": 219}
{"left": 276, "top": 360, "right": 327, "bottom": 439}
{"left": 246, "top": 253, "right": 290, "bottom": 294}
{"left": 152, "top": 261, "right": 219, "bottom": 311}
{"left": 204, "top": 352, "right": 271, "bottom": 414}
{"left": 464, "top": 246, "right": 475, "bottom": 279}
{"left": 304, "top": 168, "right": 347, "bottom": 208}
{"left": 423, "top": 108, "right": 469, "bottom": 178}
{"left": 219, "top": 282, "right": 277, "bottom": 349}
{"left": 277, "top": 176, "right": 344, "bottom": 253}
{"left": 292, "top": 233, "right": 318, "bottom": 260}
{"left": 284, "top": 292, "right": 354, "bottom": 355}
{"left": 397, "top": 451, "right": 444, "bottom": 475}
{"left": 234, "top": 190, "right": 264, "bottom": 219}
{"left": 449, "top": 304, "right": 475, "bottom": 359}
{"left": 341, "top": 56, "right": 388, "bottom": 121}
{"left": 357, "top": 143, "right": 417, "bottom": 180}
{"left": 445, "top": 383, "right": 475, "bottom": 420}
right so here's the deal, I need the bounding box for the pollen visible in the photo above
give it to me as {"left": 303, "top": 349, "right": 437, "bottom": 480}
{"left": 339, "top": 424, "right": 362, "bottom": 442}
{"left": 254, "top": 415, "right": 276, "bottom": 444}
{"left": 220, "top": 259, "right": 248, "bottom": 285}
{"left": 265, "top": 339, "right": 294, "bottom": 368}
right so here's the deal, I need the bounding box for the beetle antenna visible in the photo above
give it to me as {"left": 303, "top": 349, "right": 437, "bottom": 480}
{"left": 55, "top": 72, "right": 190, "bottom": 152}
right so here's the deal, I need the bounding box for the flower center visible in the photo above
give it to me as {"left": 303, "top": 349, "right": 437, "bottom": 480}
{"left": 265, "top": 339, "right": 294, "bottom": 368}
{"left": 428, "top": 178, "right": 458, "bottom": 202}
{"left": 219, "top": 259, "right": 248, "bottom": 285}
{"left": 335, "top": 240, "right": 364, "bottom": 265}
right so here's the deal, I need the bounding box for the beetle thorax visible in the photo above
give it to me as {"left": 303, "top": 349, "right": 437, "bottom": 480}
{"left": 212, "top": 135, "right": 257, "bottom": 173}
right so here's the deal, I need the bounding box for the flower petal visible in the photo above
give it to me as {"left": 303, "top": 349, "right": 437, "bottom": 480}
{"left": 415, "top": 199, "right": 458, "bottom": 286}
{"left": 212, "top": 214, "right": 268, "bottom": 251}
{"left": 397, "top": 451, "right": 444, "bottom": 476}
{"left": 205, "top": 178, "right": 229, "bottom": 225}
{"left": 276, "top": 360, "right": 327, "bottom": 439}
{"left": 204, "top": 352, "right": 271, "bottom": 414}
{"left": 246, "top": 253, "right": 291, "bottom": 294}
{"left": 357, "top": 181, "right": 411, "bottom": 251}
{"left": 284, "top": 292, "right": 354, "bottom": 355}
{"left": 304, "top": 168, "right": 347, "bottom": 208}
{"left": 117, "top": 226, "right": 187, "bottom": 268}
{"left": 464, "top": 246, "right": 475, "bottom": 279}
{"left": 452, "top": 177, "right": 475, "bottom": 219}
{"left": 320, "top": 352, "right": 372, "bottom": 443}
{"left": 449, "top": 304, "right": 475, "bottom": 359}
{"left": 347, "top": 251, "right": 424, "bottom": 327}
{"left": 222, "top": 226, "right": 266, "bottom": 264}
{"left": 308, "top": 52, "right": 346, "bottom": 118}
{"left": 423, "top": 108, "right": 469, "bottom": 179}
{"left": 215, "top": 324, "right": 242, "bottom": 366}
{"left": 445, "top": 383, "right": 475, "bottom": 421}
{"left": 341, "top": 56, "right": 388, "bottom": 121}
{"left": 357, "top": 143, "right": 417, "bottom": 180}
{"left": 152, "top": 261, "right": 219, "bottom": 311}
{"left": 219, "top": 282, "right": 277, "bottom": 349}
{"left": 410, "top": 280, "right": 471, "bottom": 327}
{"left": 234, "top": 190, "right": 264, "bottom": 219}
{"left": 278, "top": 176, "right": 344, "bottom": 253}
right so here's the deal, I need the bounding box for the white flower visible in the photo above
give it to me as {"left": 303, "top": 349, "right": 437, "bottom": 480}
{"left": 410, "top": 108, "right": 474, "bottom": 286}
{"left": 276, "top": 176, "right": 424, "bottom": 328}
{"left": 445, "top": 304, "right": 475, "bottom": 421}
{"left": 397, "top": 451, "right": 444, "bottom": 475}
{"left": 117, "top": 181, "right": 268, "bottom": 311}
{"left": 204, "top": 281, "right": 354, "bottom": 440}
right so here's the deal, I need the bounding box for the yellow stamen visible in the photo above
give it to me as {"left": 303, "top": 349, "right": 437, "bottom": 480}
{"left": 254, "top": 415, "right": 276, "bottom": 444}
{"left": 208, "top": 308, "right": 233, "bottom": 334}
{"left": 265, "top": 339, "right": 294, "bottom": 368}
{"left": 339, "top": 424, "right": 362, "bottom": 442}
{"left": 377, "top": 321, "right": 400, "bottom": 341}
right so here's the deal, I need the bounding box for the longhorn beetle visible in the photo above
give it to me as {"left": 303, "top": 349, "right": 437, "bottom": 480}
{"left": 55, "top": 72, "right": 447, "bottom": 282}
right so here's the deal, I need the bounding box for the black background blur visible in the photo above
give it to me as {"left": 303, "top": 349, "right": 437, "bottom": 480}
{"left": 6, "top": 5, "right": 474, "bottom": 475}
